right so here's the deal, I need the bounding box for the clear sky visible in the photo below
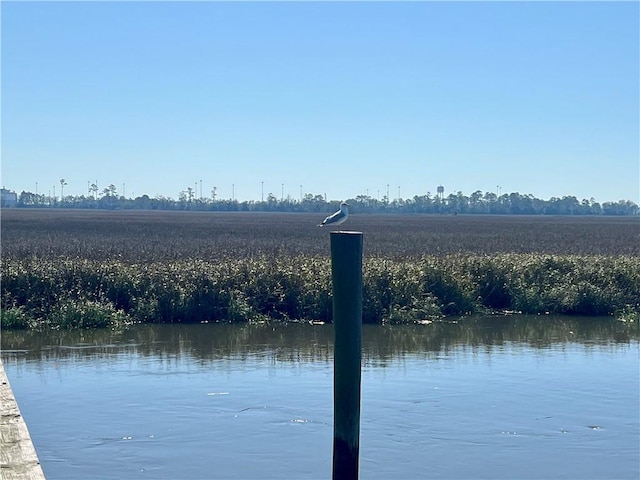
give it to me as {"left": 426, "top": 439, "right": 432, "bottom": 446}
{"left": 2, "top": 1, "right": 638, "bottom": 203}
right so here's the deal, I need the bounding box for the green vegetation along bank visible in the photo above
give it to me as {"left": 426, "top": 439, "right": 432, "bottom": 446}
{"left": 2, "top": 254, "right": 639, "bottom": 329}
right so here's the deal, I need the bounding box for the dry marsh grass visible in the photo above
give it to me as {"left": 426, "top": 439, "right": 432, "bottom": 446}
{"left": 2, "top": 208, "right": 639, "bottom": 259}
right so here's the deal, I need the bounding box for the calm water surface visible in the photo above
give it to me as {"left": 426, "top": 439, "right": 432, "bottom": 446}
{"left": 2, "top": 317, "right": 638, "bottom": 480}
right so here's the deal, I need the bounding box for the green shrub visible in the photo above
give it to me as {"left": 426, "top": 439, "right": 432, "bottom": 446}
{"left": 615, "top": 305, "right": 639, "bottom": 323}
{"left": 420, "top": 259, "right": 475, "bottom": 315}
{"left": 468, "top": 256, "right": 513, "bottom": 309}
{"left": 48, "top": 299, "right": 130, "bottom": 329}
{"left": 384, "top": 294, "right": 443, "bottom": 324}
{"left": 1, "top": 306, "right": 31, "bottom": 329}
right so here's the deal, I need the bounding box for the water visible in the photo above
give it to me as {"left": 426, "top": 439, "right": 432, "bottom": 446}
{"left": 1, "top": 317, "right": 638, "bottom": 480}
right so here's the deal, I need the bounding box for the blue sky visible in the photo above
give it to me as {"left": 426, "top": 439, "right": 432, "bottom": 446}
{"left": 2, "top": 1, "right": 638, "bottom": 203}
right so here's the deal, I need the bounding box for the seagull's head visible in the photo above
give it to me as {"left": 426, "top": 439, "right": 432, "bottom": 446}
{"left": 340, "top": 202, "right": 350, "bottom": 210}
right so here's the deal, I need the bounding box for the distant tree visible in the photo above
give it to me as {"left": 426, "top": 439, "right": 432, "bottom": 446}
{"left": 96, "top": 185, "right": 118, "bottom": 209}
{"left": 135, "top": 194, "right": 152, "bottom": 209}
{"left": 602, "top": 200, "right": 639, "bottom": 216}
{"left": 18, "top": 191, "right": 39, "bottom": 206}
{"left": 483, "top": 191, "right": 497, "bottom": 204}
{"left": 60, "top": 179, "right": 68, "bottom": 203}
{"left": 354, "top": 194, "right": 372, "bottom": 208}
{"left": 589, "top": 198, "right": 602, "bottom": 215}
{"left": 410, "top": 195, "right": 431, "bottom": 212}
{"left": 469, "top": 190, "right": 483, "bottom": 212}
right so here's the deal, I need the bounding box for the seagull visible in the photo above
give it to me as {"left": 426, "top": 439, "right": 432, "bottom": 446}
{"left": 318, "top": 202, "right": 350, "bottom": 228}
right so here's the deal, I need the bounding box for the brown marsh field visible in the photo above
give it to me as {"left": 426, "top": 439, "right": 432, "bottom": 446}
{"left": 3, "top": 208, "right": 640, "bottom": 259}
{"left": 1, "top": 209, "right": 639, "bottom": 328}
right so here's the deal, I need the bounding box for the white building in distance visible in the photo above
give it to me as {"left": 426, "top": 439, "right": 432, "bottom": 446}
{"left": 1, "top": 188, "right": 18, "bottom": 207}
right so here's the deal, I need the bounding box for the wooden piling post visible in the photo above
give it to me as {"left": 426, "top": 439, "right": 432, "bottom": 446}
{"left": 330, "top": 231, "right": 363, "bottom": 480}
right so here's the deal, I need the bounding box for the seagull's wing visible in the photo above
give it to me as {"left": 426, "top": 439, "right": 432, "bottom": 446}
{"left": 319, "top": 211, "right": 336, "bottom": 227}
{"left": 318, "top": 209, "right": 346, "bottom": 227}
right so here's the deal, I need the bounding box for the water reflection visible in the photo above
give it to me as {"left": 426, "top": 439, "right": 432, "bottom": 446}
{"left": 2, "top": 316, "right": 636, "bottom": 364}
{"left": 2, "top": 316, "right": 638, "bottom": 480}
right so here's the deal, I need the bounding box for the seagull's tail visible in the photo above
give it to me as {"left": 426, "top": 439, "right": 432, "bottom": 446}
{"left": 317, "top": 223, "right": 324, "bottom": 227}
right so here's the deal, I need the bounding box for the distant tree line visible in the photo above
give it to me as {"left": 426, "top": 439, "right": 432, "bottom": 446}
{"left": 13, "top": 188, "right": 639, "bottom": 216}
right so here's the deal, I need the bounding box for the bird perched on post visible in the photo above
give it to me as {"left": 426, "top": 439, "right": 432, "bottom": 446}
{"left": 318, "top": 202, "right": 350, "bottom": 228}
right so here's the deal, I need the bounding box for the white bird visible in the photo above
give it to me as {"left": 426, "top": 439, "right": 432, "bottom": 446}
{"left": 318, "top": 202, "right": 350, "bottom": 228}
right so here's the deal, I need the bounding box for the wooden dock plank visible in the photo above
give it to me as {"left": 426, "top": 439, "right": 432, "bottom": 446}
{"left": 0, "top": 360, "right": 46, "bottom": 480}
